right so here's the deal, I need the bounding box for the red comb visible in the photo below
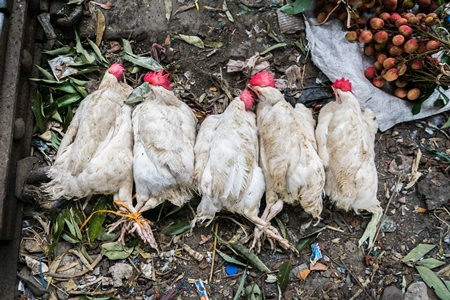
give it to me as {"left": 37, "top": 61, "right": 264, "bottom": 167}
{"left": 249, "top": 71, "right": 275, "bottom": 87}
{"left": 239, "top": 89, "right": 255, "bottom": 110}
{"left": 332, "top": 78, "right": 352, "bottom": 92}
{"left": 144, "top": 70, "right": 172, "bottom": 90}
{"left": 108, "top": 63, "right": 125, "bottom": 81}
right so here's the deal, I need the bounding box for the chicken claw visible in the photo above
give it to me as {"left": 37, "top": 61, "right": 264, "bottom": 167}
{"left": 247, "top": 217, "right": 296, "bottom": 253}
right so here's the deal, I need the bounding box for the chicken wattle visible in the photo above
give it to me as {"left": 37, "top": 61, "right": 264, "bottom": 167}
{"left": 315, "top": 78, "right": 382, "bottom": 248}
{"left": 193, "top": 89, "right": 293, "bottom": 251}
{"left": 249, "top": 71, "right": 325, "bottom": 251}
{"left": 131, "top": 70, "right": 197, "bottom": 249}
{"left": 42, "top": 63, "right": 134, "bottom": 206}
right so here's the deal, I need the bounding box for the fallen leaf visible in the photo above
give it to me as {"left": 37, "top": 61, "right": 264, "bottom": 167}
{"left": 174, "top": 4, "right": 195, "bottom": 15}
{"left": 164, "top": 0, "right": 172, "bottom": 22}
{"left": 297, "top": 269, "right": 310, "bottom": 280}
{"left": 277, "top": 260, "right": 292, "bottom": 294}
{"left": 174, "top": 34, "right": 204, "bottom": 48}
{"left": 91, "top": 1, "right": 113, "bottom": 9}
{"left": 96, "top": 10, "right": 106, "bottom": 46}
{"left": 310, "top": 262, "right": 328, "bottom": 271}
{"left": 405, "top": 149, "right": 422, "bottom": 189}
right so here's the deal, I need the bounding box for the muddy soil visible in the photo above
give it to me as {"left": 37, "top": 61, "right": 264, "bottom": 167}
{"left": 18, "top": 1, "right": 450, "bottom": 299}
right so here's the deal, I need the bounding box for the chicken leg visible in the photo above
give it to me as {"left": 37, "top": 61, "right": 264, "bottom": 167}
{"left": 358, "top": 208, "right": 383, "bottom": 248}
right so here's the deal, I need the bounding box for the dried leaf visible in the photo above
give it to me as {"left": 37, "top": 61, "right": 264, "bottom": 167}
{"left": 96, "top": 10, "right": 106, "bottom": 46}
{"left": 223, "top": 0, "right": 234, "bottom": 22}
{"left": 174, "top": 4, "right": 195, "bottom": 15}
{"left": 164, "top": 0, "right": 172, "bottom": 22}
{"left": 277, "top": 260, "right": 292, "bottom": 294}
{"left": 406, "top": 149, "right": 423, "bottom": 189}
{"left": 417, "top": 258, "right": 446, "bottom": 269}
{"left": 416, "top": 265, "right": 450, "bottom": 300}
{"left": 198, "top": 93, "right": 207, "bottom": 103}
{"left": 297, "top": 269, "right": 310, "bottom": 280}
{"left": 91, "top": 0, "right": 113, "bottom": 9}
{"left": 310, "top": 262, "right": 328, "bottom": 271}
{"left": 204, "top": 41, "right": 224, "bottom": 48}
{"left": 402, "top": 244, "right": 436, "bottom": 266}
{"left": 161, "top": 219, "right": 191, "bottom": 236}
{"left": 174, "top": 34, "right": 204, "bottom": 49}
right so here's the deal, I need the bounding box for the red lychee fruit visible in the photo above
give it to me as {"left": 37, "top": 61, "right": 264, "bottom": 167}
{"left": 373, "top": 77, "right": 386, "bottom": 87}
{"left": 358, "top": 30, "right": 373, "bottom": 43}
{"left": 404, "top": 38, "right": 419, "bottom": 53}
{"left": 395, "top": 18, "right": 408, "bottom": 27}
{"left": 426, "top": 40, "right": 440, "bottom": 51}
{"left": 417, "top": 0, "right": 431, "bottom": 8}
{"left": 398, "top": 25, "right": 412, "bottom": 37}
{"left": 398, "top": 64, "right": 407, "bottom": 76}
{"left": 392, "top": 35, "right": 405, "bottom": 46}
{"left": 374, "top": 61, "right": 384, "bottom": 71}
{"left": 383, "top": 57, "right": 396, "bottom": 69}
{"left": 377, "top": 53, "right": 388, "bottom": 64}
{"left": 374, "top": 31, "right": 389, "bottom": 43}
{"left": 389, "top": 45, "right": 404, "bottom": 56}
{"left": 407, "top": 16, "right": 420, "bottom": 25}
{"left": 369, "top": 17, "right": 385, "bottom": 30}
{"left": 365, "top": 66, "right": 377, "bottom": 79}
{"left": 388, "top": 13, "right": 402, "bottom": 24}
{"left": 394, "top": 88, "right": 407, "bottom": 98}
{"left": 379, "top": 12, "right": 390, "bottom": 22}
{"left": 395, "top": 78, "right": 408, "bottom": 88}
{"left": 364, "top": 45, "right": 376, "bottom": 56}
{"left": 410, "top": 59, "right": 424, "bottom": 70}
{"left": 382, "top": 68, "right": 399, "bottom": 81}
{"left": 407, "top": 88, "right": 421, "bottom": 100}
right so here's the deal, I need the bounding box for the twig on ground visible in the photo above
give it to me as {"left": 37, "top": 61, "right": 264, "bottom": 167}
{"left": 209, "top": 222, "right": 218, "bottom": 282}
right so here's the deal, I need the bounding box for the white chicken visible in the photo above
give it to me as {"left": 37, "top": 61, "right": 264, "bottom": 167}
{"left": 131, "top": 70, "right": 197, "bottom": 250}
{"left": 249, "top": 71, "right": 325, "bottom": 250}
{"left": 193, "top": 89, "right": 293, "bottom": 251}
{"left": 315, "top": 78, "right": 382, "bottom": 248}
{"left": 42, "top": 64, "right": 134, "bottom": 207}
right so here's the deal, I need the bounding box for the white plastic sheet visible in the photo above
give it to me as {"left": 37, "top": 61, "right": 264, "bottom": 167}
{"left": 304, "top": 17, "right": 450, "bottom": 132}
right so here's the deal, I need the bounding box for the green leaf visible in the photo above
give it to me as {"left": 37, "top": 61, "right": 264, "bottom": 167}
{"left": 63, "top": 106, "right": 74, "bottom": 131}
{"left": 43, "top": 100, "right": 58, "bottom": 118}
{"left": 204, "top": 41, "right": 223, "bottom": 48}
{"left": 87, "top": 38, "right": 109, "bottom": 65}
{"left": 36, "top": 65, "right": 56, "bottom": 80}
{"left": 124, "top": 82, "right": 151, "bottom": 104}
{"left": 88, "top": 196, "right": 110, "bottom": 242}
{"left": 101, "top": 241, "right": 134, "bottom": 260}
{"left": 50, "top": 131, "right": 61, "bottom": 150}
{"left": 71, "top": 83, "right": 88, "bottom": 98}
{"left": 122, "top": 38, "right": 134, "bottom": 54}
{"left": 260, "top": 43, "right": 287, "bottom": 55}
{"left": 277, "top": 260, "right": 292, "bottom": 294}
{"left": 215, "top": 248, "right": 248, "bottom": 268}
{"left": 74, "top": 66, "right": 100, "bottom": 75}
{"left": 412, "top": 85, "right": 435, "bottom": 115}
{"left": 279, "top": 0, "right": 313, "bottom": 14}
{"left": 56, "top": 93, "right": 83, "bottom": 108}
{"left": 295, "top": 227, "right": 325, "bottom": 252}
{"left": 233, "top": 268, "right": 247, "bottom": 300}
{"left": 274, "top": 217, "right": 288, "bottom": 241}
{"left": 61, "top": 231, "right": 81, "bottom": 243}
{"left": 441, "top": 117, "right": 450, "bottom": 129}
{"left": 165, "top": 204, "right": 185, "bottom": 218}
{"left": 445, "top": 280, "right": 450, "bottom": 292}
{"left": 43, "top": 46, "right": 74, "bottom": 56}
{"left": 229, "top": 242, "right": 271, "bottom": 273}
{"left": 416, "top": 258, "right": 445, "bottom": 269}
{"left": 402, "top": 244, "right": 436, "bottom": 266}
{"left": 68, "top": 77, "right": 89, "bottom": 87}
{"left": 64, "top": 218, "right": 76, "bottom": 237}
{"left": 161, "top": 219, "right": 191, "bottom": 236}
{"left": 51, "top": 110, "right": 63, "bottom": 123}
{"left": 174, "top": 34, "right": 204, "bottom": 48}
{"left": 416, "top": 265, "right": 450, "bottom": 300}
{"left": 120, "top": 52, "right": 163, "bottom": 71}
{"left": 74, "top": 30, "right": 84, "bottom": 55}
{"left": 244, "top": 282, "right": 262, "bottom": 300}
{"left": 50, "top": 213, "right": 65, "bottom": 253}
{"left": 437, "top": 87, "right": 450, "bottom": 105}
{"left": 31, "top": 91, "right": 47, "bottom": 133}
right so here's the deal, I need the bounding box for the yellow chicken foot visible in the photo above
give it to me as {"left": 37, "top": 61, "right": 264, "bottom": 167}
{"left": 358, "top": 209, "right": 383, "bottom": 248}
{"left": 260, "top": 199, "right": 284, "bottom": 223}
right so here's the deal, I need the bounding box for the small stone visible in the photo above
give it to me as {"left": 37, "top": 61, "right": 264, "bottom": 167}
{"left": 381, "top": 285, "right": 402, "bottom": 300}
{"left": 146, "top": 288, "right": 155, "bottom": 296}
{"left": 404, "top": 281, "right": 428, "bottom": 300}
{"left": 388, "top": 146, "right": 398, "bottom": 153}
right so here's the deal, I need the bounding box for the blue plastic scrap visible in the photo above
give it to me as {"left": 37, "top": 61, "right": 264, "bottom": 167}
{"left": 310, "top": 242, "right": 322, "bottom": 266}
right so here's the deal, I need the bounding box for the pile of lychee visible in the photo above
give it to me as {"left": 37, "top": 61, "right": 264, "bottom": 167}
{"left": 315, "top": 0, "right": 447, "bottom": 101}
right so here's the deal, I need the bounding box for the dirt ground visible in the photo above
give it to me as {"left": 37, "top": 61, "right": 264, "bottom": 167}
{"left": 17, "top": 1, "right": 450, "bottom": 299}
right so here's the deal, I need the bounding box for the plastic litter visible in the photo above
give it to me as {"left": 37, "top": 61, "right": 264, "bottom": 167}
{"left": 225, "top": 264, "right": 238, "bottom": 275}
{"left": 195, "top": 280, "right": 209, "bottom": 300}
{"left": 310, "top": 242, "right": 322, "bottom": 265}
